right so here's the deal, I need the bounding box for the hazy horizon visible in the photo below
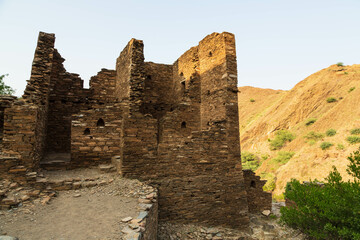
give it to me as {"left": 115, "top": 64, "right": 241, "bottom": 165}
{"left": 1, "top": 0, "right": 359, "bottom": 96}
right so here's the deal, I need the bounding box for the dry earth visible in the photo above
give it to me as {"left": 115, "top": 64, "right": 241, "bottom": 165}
{"left": 0, "top": 172, "right": 149, "bottom": 240}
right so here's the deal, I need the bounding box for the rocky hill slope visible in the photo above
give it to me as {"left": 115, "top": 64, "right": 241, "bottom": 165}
{"left": 238, "top": 64, "right": 360, "bottom": 197}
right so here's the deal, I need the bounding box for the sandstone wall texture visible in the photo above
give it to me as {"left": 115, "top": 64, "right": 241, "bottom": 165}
{"left": 0, "top": 31, "right": 272, "bottom": 230}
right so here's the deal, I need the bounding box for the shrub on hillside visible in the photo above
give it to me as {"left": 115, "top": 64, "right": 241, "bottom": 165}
{"left": 241, "top": 151, "right": 260, "bottom": 171}
{"left": 326, "top": 97, "right": 337, "bottom": 103}
{"left": 270, "top": 130, "right": 295, "bottom": 150}
{"left": 305, "top": 118, "right": 317, "bottom": 126}
{"left": 280, "top": 148, "right": 360, "bottom": 240}
{"left": 337, "top": 144, "right": 345, "bottom": 150}
{"left": 320, "top": 142, "right": 333, "bottom": 150}
{"left": 250, "top": 98, "right": 255, "bottom": 102}
{"left": 304, "top": 131, "right": 324, "bottom": 141}
{"left": 269, "top": 130, "right": 296, "bottom": 150}
{"left": 272, "top": 151, "right": 295, "bottom": 165}
{"left": 326, "top": 129, "right": 337, "bottom": 137}
{"left": 350, "top": 128, "right": 360, "bottom": 135}
{"left": 348, "top": 87, "right": 355, "bottom": 93}
{"left": 336, "top": 62, "right": 344, "bottom": 66}
{"left": 347, "top": 135, "right": 360, "bottom": 144}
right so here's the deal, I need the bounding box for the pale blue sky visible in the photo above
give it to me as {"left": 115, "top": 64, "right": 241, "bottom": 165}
{"left": 0, "top": 0, "right": 359, "bottom": 96}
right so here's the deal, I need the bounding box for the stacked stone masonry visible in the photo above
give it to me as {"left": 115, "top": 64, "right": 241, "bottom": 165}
{"left": 0, "top": 31, "right": 271, "bottom": 230}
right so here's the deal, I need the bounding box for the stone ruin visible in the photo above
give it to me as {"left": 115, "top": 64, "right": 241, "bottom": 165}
{"left": 0, "top": 31, "right": 271, "bottom": 229}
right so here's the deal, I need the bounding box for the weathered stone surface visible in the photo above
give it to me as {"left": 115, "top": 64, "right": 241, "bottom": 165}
{"left": 121, "top": 216, "right": 133, "bottom": 222}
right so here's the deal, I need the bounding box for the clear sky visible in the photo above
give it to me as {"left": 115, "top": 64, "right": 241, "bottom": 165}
{"left": 0, "top": 0, "right": 359, "bottom": 96}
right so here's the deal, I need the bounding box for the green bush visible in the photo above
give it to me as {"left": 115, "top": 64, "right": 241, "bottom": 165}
{"left": 241, "top": 151, "right": 260, "bottom": 171}
{"left": 347, "top": 135, "right": 360, "bottom": 144}
{"left": 326, "top": 129, "right": 337, "bottom": 137}
{"left": 0, "top": 74, "right": 15, "bottom": 95}
{"left": 304, "top": 131, "right": 324, "bottom": 141}
{"left": 250, "top": 98, "right": 255, "bottom": 102}
{"left": 326, "top": 97, "right": 337, "bottom": 103}
{"left": 350, "top": 128, "right": 360, "bottom": 135}
{"left": 305, "top": 118, "right": 317, "bottom": 126}
{"left": 320, "top": 142, "right": 333, "bottom": 150}
{"left": 336, "top": 62, "right": 344, "bottom": 66}
{"left": 348, "top": 87, "right": 355, "bottom": 93}
{"left": 269, "top": 130, "right": 296, "bottom": 150}
{"left": 281, "top": 149, "right": 360, "bottom": 240}
{"left": 272, "top": 151, "right": 295, "bottom": 165}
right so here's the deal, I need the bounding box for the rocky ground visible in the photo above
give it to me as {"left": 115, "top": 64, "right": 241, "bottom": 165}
{"left": 0, "top": 169, "right": 155, "bottom": 240}
{"left": 158, "top": 202, "right": 307, "bottom": 240}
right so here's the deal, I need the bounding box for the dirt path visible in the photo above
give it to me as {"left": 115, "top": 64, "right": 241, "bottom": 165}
{"left": 0, "top": 175, "right": 147, "bottom": 240}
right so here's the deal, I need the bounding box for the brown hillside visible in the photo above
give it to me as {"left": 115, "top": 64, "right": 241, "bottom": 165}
{"left": 237, "top": 86, "right": 286, "bottom": 133}
{"left": 238, "top": 64, "right": 360, "bottom": 196}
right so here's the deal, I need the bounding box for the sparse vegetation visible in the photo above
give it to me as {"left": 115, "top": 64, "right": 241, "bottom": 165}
{"left": 308, "top": 140, "right": 316, "bottom": 146}
{"left": 281, "top": 148, "right": 360, "bottom": 240}
{"left": 350, "top": 128, "right": 360, "bottom": 135}
{"left": 326, "top": 129, "right": 337, "bottom": 137}
{"left": 337, "top": 144, "right": 345, "bottom": 150}
{"left": 271, "top": 151, "right": 295, "bottom": 165}
{"left": 320, "top": 142, "right": 333, "bottom": 150}
{"left": 269, "top": 130, "right": 296, "bottom": 150}
{"left": 250, "top": 98, "right": 255, "bottom": 102}
{"left": 273, "top": 193, "right": 285, "bottom": 202}
{"left": 326, "top": 97, "right": 337, "bottom": 103}
{"left": 304, "top": 131, "right": 324, "bottom": 141}
{"left": 241, "top": 151, "right": 260, "bottom": 171}
{"left": 336, "top": 62, "right": 344, "bottom": 67}
{"left": 305, "top": 118, "right": 317, "bottom": 126}
{"left": 261, "top": 172, "right": 276, "bottom": 192}
{"left": 344, "top": 72, "right": 349, "bottom": 75}
{"left": 347, "top": 136, "right": 360, "bottom": 144}
{"left": 261, "top": 154, "right": 269, "bottom": 161}
{"left": 348, "top": 87, "right": 355, "bottom": 93}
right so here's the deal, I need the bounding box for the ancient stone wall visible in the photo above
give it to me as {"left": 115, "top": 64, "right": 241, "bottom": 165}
{"left": 71, "top": 104, "right": 122, "bottom": 167}
{"left": 117, "top": 32, "right": 250, "bottom": 228}
{"left": 116, "top": 39, "right": 158, "bottom": 177}
{"left": 143, "top": 62, "right": 173, "bottom": 119}
{"left": 45, "top": 49, "right": 89, "bottom": 154}
{"left": 89, "top": 69, "right": 117, "bottom": 103}
{"left": 0, "top": 96, "right": 17, "bottom": 145}
{"left": 1, "top": 104, "right": 45, "bottom": 177}
{"left": 22, "top": 32, "right": 55, "bottom": 105}
{"left": 0, "top": 32, "right": 57, "bottom": 180}
{"left": 0, "top": 31, "right": 272, "bottom": 231}
{"left": 242, "top": 169, "right": 272, "bottom": 213}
